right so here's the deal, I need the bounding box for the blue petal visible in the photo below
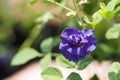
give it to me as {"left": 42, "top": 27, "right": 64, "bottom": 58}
{"left": 85, "top": 43, "right": 96, "bottom": 53}
{"left": 60, "top": 27, "right": 80, "bottom": 44}
{"left": 81, "top": 29, "right": 94, "bottom": 37}
{"left": 87, "top": 36, "right": 96, "bottom": 43}
{"left": 59, "top": 28, "right": 96, "bottom": 62}
{"left": 87, "top": 44, "right": 96, "bottom": 52}
{"left": 71, "top": 47, "right": 87, "bottom": 57}
{"left": 59, "top": 42, "right": 86, "bottom": 62}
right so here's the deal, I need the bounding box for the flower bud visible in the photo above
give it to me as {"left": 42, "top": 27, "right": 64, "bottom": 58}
{"left": 66, "top": 11, "right": 76, "bottom": 18}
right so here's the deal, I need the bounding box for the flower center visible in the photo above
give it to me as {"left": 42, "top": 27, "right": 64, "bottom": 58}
{"left": 69, "top": 35, "right": 81, "bottom": 46}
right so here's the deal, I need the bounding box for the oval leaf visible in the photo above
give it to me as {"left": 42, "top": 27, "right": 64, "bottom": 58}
{"left": 106, "top": 0, "right": 117, "bottom": 11}
{"left": 77, "top": 56, "right": 93, "bottom": 70}
{"left": 106, "top": 23, "right": 120, "bottom": 39}
{"left": 92, "top": 11, "right": 102, "bottom": 27}
{"left": 66, "top": 72, "right": 82, "bottom": 80}
{"left": 41, "top": 67, "right": 63, "bottom": 80}
{"left": 56, "top": 55, "right": 75, "bottom": 68}
{"left": 11, "top": 47, "right": 40, "bottom": 66}
{"left": 108, "top": 62, "right": 120, "bottom": 80}
{"left": 40, "top": 37, "right": 53, "bottom": 53}
{"left": 39, "top": 53, "right": 51, "bottom": 70}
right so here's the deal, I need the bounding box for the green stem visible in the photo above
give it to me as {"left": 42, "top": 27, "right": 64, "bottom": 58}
{"left": 37, "top": 53, "right": 60, "bottom": 57}
{"left": 47, "top": 0, "right": 74, "bottom": 12}
{"left": 73, "top": 0, "right": 84, "bottom": 27}
{"left": 19, "top": 25, "right": 42, "bottom": 50}
{"left": 52, "top": 53, "right": 60, "bottom": 57}
{"left": 38, "top": 53, "right": 44, "bottom": 57}
{"left": 117, "top": 37, "right": 120, "bottom": 53}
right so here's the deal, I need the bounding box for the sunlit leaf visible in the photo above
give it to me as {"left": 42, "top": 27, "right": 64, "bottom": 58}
{"left": 91, "top": 10, "right": 102, "bottom": 28}
{"left": 79, "top": 0, "right": 88, "bottom": 5}
{"left": 41, "top": 67, "right": 63, "bottom": 80}
{"left": 39, "top": 53, "right": 51, "bottom": 70}
{"left": 114, "top": 7, "right": 120, "bottom": 14}
{"left": 66, "top": 72, "right": 82, "bottom": 80}
{"left": 56, "top": 55, "right": 75, "bottom": 68}
{"left": 99, "top": 9, "right": 114, "bottom": 20}
{"left": 105, "top": 0, "right": 117, "bottom": 11}
{"left": 116, "top": 0, "right": 120, "bottom": 4}
{"left": 114, "top": 0, "right": 120, "bottom": 14}
{"left": 83, "top": 16, "right": 91, "bottom": 24}
{"left": 34, "top": 12, "right": 54, "bottom": 24}
{"left": 99, "top": 0, "right": 118, "bottom": 20}
{"left": 108, "top": 62, "right": 120, "bottom": 80}
{"left": 100, "top": 3, "right": 106, "bottom": 11}
{"left": 11, "top": 48, "right": 41, "bottom": 66}
{"left": 77, "top": 56, "right": 93, "bottom": 70}
{"left": 106, "top": 23, "right": 120, "bottom": 39}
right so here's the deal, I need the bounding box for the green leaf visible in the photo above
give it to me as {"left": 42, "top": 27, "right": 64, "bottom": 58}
{"left": 83, "top": 16, "right": 91, "bottom": 24}
{"left": 56, "top": 55, "right": 75, "bottom": 68}
{"left": 91, "top": 10, "right": 102, "bottom": 28}
{"left": 114, "top": 7, "right": 120, "bottom": 14}
{"left": 66, "top": 72, "right": 82, "bottom": 80}
{"left": 100, "top": 3, "right": 107, "bottom": 11}
{"left": 99, "top": 9, "right": 114, "bottom": 20}
{"left": 77, "top": 56, "right": 93, "bottom": 70}
{"left": 39, "top": 53, "right": 51, "bottom": 70}
{"left": 40, "top": 37, "right": 53, "bottom": 53}
{"left": 11, "top": 48, "right": 41, "bottom": 66}
{"left": 90, "top": 75, "right": 99, "bottom": 80}
{"left": 105, "top": 0, "right": 117, "bottom": 11}
{"left": 34, "top": 12, "right": 54, "bottom": 24}
{"left": 114, "top": 0, "right": 120, "bottom": 14}
{"left": 99, "top": 0, "right": 118, "bottom": 20}
{"left": 53, "top": 36, "right": 60, "bottom": 47}
{"left": 54, "top": 0, "right": 63, "bottom": 3}
{"left": 41, "top": 67, "right": 63, "bottom": 80}
{"left": 116, "top": 0, "right": 120, "bottom": 4}
{"left": 108, "top": 62, "right": 120, "bottom": 80}
{"left": 106, "top": 23, "right": 120, "bottom": 39}
{"left": 99, "top": 43, "right": 115, "bottom": 54}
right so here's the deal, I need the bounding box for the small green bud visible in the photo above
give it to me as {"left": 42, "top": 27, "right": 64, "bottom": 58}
{"left": 66, "top": 11, "right": 77, "bottom": 18}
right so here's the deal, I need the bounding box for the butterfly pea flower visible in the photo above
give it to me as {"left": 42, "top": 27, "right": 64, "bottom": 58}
{"left": 59, "top": 27, "right": 96, "bottom": 62}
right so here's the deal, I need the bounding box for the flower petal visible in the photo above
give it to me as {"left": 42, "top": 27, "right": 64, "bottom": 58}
{"left": 60, "top": 27, "right": 80, "bottom": 44}
{"left": 81, "top": 29, "right": 94, "bottom": 37}
{"left": 85, "top": 43, "right": 96, "bottom": 53}
{"left": 87, "top": 36, "right": 96, "bottom": 43}
{"left": 71, "top": 47, "right": 87, "bottom": 57}
{"left": 87, "top": 44, "right": 96, "bottom": 52}
{"left": 59, "top": 42, "right": 84, "bottom": 62}
{"left": 59, "top": 28, "right": 96, "bottom": 62}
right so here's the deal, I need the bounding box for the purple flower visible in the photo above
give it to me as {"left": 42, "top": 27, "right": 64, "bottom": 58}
{"left": 59, "top": 27, "right": 96, "bottom": 62}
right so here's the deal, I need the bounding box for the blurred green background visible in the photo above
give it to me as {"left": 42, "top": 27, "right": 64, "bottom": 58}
{"left": 0, "top": 0, "right": 120, "bottom": 79}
